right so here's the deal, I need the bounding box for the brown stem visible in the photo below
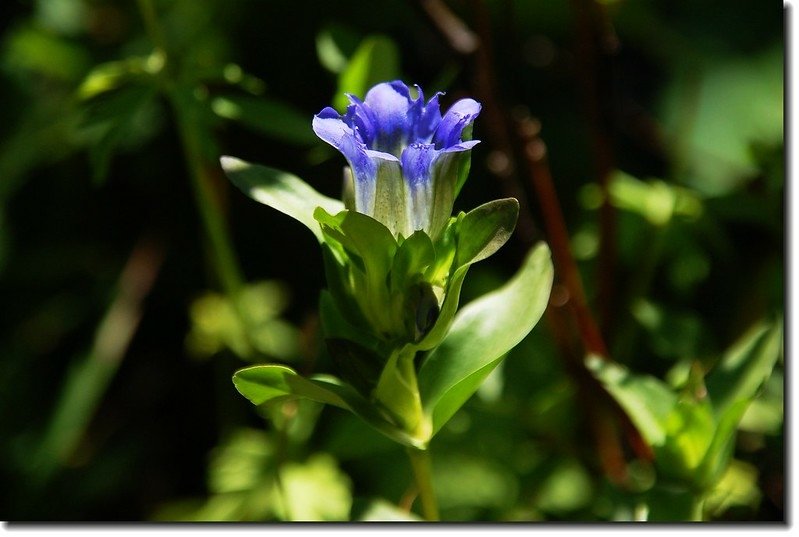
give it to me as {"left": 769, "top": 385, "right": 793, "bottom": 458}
{"left": 570, "top": 0, "right": 619, "bottom": 334}
{"left": 518, "top": 117, "right": 653, "bottom": 473}
{"left": 418, "top": 0, "right": 479, "bottom": 54}
{"left": 467, "top": 0, "right": 540, "bottom": 251}
{"left": 517, "top": 117, "right": 608, "bottom": 358}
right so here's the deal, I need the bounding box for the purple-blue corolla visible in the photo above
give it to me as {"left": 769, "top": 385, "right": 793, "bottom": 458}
{"left": 312, "top": 80, "right": 481, "bottom": 240}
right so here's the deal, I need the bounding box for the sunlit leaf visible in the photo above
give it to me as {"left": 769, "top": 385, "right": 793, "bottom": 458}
{"left": 704, "top": 459, "right": 761, "bottom": 517}
{"left": 278, "top": 454, "right": 352, "bottom": 521}
{"left": 315, "top": 24, "right": 360, "bottom": 74}
{"left": 221, "top": 156, "right": 344, "bottom": 242}
{"left": 455, "top": 198, "right": 519, "bottom": 267}
{"left": 232, "top": 365, "right": 424, "bottom": 448}
{"left": 696, "top": 399, "right": 750, "bottom": 489}
{"left": 705, "top": 317, "right": 783, "bottom": 418}
{"left": 419, "top": 242, "right": 553, "bottom": 435}
{"left": 586, "top": 356, "right": 677, "bottom": 447}
{"left": 356, "top": 499, "right": 422, "bottom": 521}
{"left": 660, "top": 47, "right": 783, "bottom": 195}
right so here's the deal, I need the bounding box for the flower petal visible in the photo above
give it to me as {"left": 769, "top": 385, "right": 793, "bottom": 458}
{"left": 344, "top": 94, "right": 377, "bottom": 147}
{"left": 400, "top": 143, "right": 441, "bottom": 234}
{"left": 433, "top": 98, "right": 482, "bottom": 149}
{"left": 400, "top": 143, "right": 439, "bottom": 188}
{"left": 362, "top": 81, "right": 415, "bottom": 152}
{"left": 414, "top": 91, "right": 443, "bottom": 143}
{"left": 312, "top": 107, "right": 354, "bottom": 148}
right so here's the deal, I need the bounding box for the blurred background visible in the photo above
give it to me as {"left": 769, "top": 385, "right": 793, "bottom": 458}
{"left": 0, "top": 0, "right": 783, "bottom": 522}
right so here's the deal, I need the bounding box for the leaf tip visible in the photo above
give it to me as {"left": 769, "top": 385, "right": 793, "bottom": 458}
{"left": 220, "top": 155, "right": 246, "bottom": 174}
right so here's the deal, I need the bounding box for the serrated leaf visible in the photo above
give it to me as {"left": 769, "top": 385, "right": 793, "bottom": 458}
{"left": 418, "top": 242, "right": 553, "bottom": 435}
{"left": 455, "top": 198, "right": 519, "bottom": 267}
{"left": 334, "top": 35, "right": 400, "bottom": 112}
{"left": 704, "top": 317, "right": 783, "bottom": 418}
{"left": 211, "top": 95, "right": 318, "bottom": 146}
{"left": 220, "top": 156, "right": 344, "bottom": 242}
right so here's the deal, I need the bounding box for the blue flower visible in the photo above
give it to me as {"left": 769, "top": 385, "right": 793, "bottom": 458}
{"left": 312, "top": 81, "right": 481, "bottom": 239}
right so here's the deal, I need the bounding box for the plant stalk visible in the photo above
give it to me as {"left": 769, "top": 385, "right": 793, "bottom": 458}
{"left": 407, "top": 447, "right": 439, "bottom": 521}
{"left": 690, "top": 494, "right": 705, "bottom": 522}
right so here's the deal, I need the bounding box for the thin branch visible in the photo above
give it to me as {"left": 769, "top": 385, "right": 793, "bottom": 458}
{"left": 418, "top": 0, "right": 480, "bottom": 54}
{"left": 517, "top": 117, "right": 608, "bottom": 357}
{"left": 570, "top": 0, "right": 620, "bottom": 334}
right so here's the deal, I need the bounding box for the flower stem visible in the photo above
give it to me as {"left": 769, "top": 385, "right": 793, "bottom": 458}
{"left": 407, "top": 447, "right": 439, "bottom": 521}
{"left": 690, "top": 494, "right": 705, "bottom": 522}
{"left": 171, "top": 94, "right": 245, "bottom": 297}
{"left": 136, "top": 0, "right": 168, "bottom": 54}
{"left": 136, "top": 0, "right": 254, "bottom": 354}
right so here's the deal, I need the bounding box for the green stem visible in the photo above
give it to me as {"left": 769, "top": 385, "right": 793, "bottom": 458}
{"left": 171, "top": 95, "right": 245, "bottom": 297}
{"left": 136, "top": 0, "right": 253, "bottom": 354}
{"left": 407, "top": 447, "right": 439, "bottom": 521}
{"left": 690, "top": 494, "right": 705, "bottom": 522}
{"left": 136, "top": 0, "right": 169, "bottom": 54}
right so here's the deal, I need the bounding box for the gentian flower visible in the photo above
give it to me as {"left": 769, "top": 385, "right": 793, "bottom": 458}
{"left": 312, "top": 80, "right": 481, "bottom": 240}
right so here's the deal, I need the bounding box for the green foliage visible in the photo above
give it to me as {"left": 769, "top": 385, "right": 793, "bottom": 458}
{"left": 211, "top": 94, "right": 319, "bottom": 146}
{"left": 186, "top": 280, "right": 300, "bottom": 361}
{"left": 589, "top": 316, "right": 783, "bottom": 510}
{"left": 419, "top": 243, "right": 553, "bottom": 435}
{"left": 0, "top": 0, "right": 782, "bottom": 524}
{"left": 221, "top": 156, "right": 344, "bottom": 242}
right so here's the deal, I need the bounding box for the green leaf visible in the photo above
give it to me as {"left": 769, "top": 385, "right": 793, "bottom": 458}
{"left": 390, "top": 231, "right": 435, "bottom": 293}
{"left": 418, "top": 242, "right": 554, "bottom": 435}
{"left": 314, "top": 208, "right": 397, "bottom": 283}
{"left": 455, "top": 198, "right": 519, "bottom": 267}
{"left": 232, "top": 365, "right": 424, "bottom": 448}
{"left": 325, "top": 338, "right": 383, "bottom": 396}
{"left": 414, "top": 200, "right": 519, "bottom": 353}
{"left": 233, "top": 365, "right": 360, "bottom": 412}
{"left": 220, "top": 156, "right": 344, "bottom": 242}
{"left": 334, "top": 35, "right": 400, "bottom": 112}
{"left": 356, "top": 499, "right": 422, "bottom": 521}
{"left": 318, "top": 289, "right": 376, "bottom": 350}
{"left": 77, "top": 53, "right": 163, "bottom": 100}
{"left": 704, "top": 317, "right": 783, "bottom": 418}
{"left": 211, "top": 94, "right": 318, "bottom": 146}
{"left": 278, "top": 454, "right": 352, "bottom": 521}
{"left": 655, "top": 399, "right": 715, "bottom": 482}
{"left": 315, "top": 24, "right": 360, "bottom": 74}
{"left": 80, "top": 84, "right": 159, "bottom": 184}
{"left": 415, "top": 263, "right": 469, "bottom": 351}
{"left": 586, "top": 356, "right": 678, "bottom": 447}
{"left": 696, "top": 399, "right": 750, "bottom": 489}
